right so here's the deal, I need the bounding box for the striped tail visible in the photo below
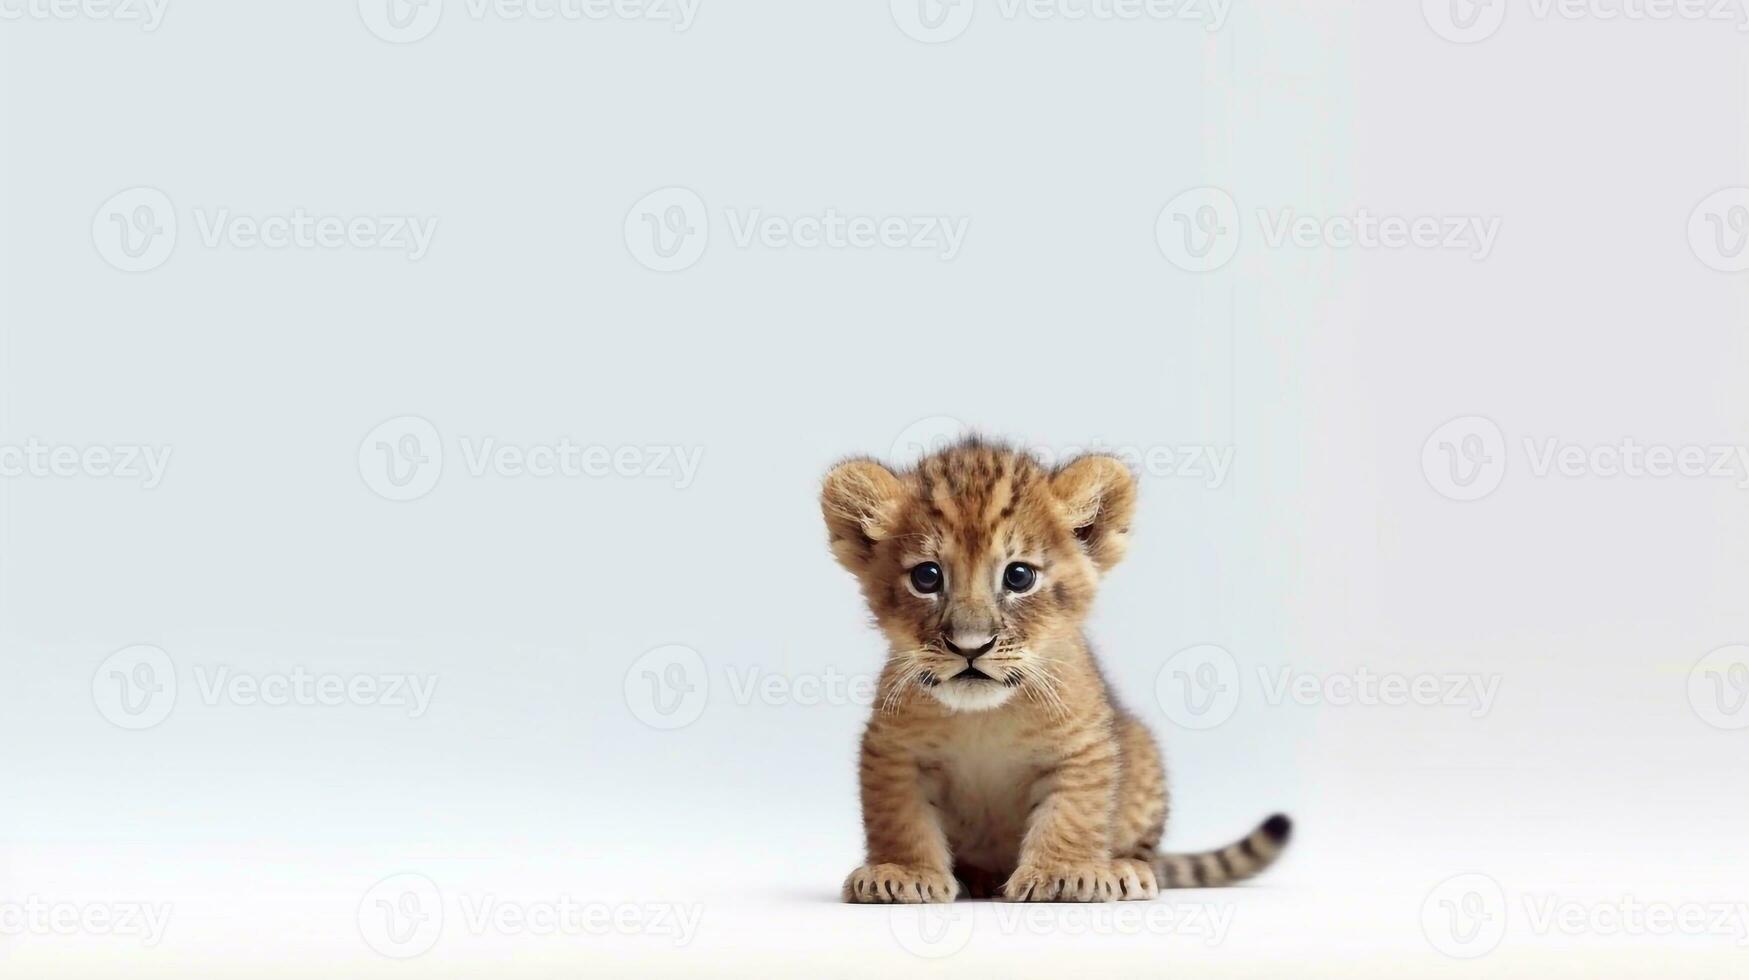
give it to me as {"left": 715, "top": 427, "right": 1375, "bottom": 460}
{"left": 1152, "top": 814, "right": 1292, "bottom": 888}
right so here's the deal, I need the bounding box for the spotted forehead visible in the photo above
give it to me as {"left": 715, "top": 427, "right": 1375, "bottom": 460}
{"left": 902, "top": 445, "right": 1053, "bottom": 556}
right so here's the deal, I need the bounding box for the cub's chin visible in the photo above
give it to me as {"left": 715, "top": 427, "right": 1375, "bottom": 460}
{"left": 926, "top": 675, "right": 1020, "bottom": 713}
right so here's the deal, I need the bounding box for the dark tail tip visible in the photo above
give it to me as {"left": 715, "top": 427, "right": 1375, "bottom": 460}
{"left": 1261, "top": 813, "right": 1292, "bottom": 844}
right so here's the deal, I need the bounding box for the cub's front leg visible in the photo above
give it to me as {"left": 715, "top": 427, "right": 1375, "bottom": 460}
{"left": 1004, "top": 731, "right": 1142, "bottom": 902}
{"left": 843, "top": 727, "right": 959, "bottom": 904}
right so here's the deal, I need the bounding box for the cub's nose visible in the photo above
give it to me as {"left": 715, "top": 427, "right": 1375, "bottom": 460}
{"left": 944, "top": 634, "right": 997, "bottom": 661}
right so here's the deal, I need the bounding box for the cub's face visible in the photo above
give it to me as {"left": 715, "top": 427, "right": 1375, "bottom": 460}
{"left": 821, "top": 440, "right": 1136, "bottom": 713}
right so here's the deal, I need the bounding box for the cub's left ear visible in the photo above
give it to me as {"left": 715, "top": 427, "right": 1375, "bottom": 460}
{"left": 1050, "top": 454, "right": 1137, "bottom": 573}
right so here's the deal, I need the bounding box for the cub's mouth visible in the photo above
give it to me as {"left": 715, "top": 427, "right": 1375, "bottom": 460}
{"left": 952, "top": 666, "right": 999, "bottom": 683}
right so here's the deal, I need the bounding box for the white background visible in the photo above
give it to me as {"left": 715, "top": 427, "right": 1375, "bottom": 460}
{"left": 3, "top": 0, "right": 1748, "bottom": 976}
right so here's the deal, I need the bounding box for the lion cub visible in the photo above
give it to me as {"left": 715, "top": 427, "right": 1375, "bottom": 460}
{"left": 822, "top": 437, "right": 1290, "bottom": 903}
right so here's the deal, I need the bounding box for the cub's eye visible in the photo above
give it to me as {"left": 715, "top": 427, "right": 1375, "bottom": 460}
{"left": 909, "top": 562, "right": 944, "bottom": 595}
{"left": 1003, "top": 562, "right": 1038, "bottom": 593}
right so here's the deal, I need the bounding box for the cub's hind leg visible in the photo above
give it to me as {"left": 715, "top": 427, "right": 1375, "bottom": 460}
{"left": 1109, "top": 711, "right": 1296, "bottom": 890}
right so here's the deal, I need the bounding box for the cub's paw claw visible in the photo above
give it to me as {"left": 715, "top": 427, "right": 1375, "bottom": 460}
{"left": 1112, "top": 858, "right": 1159, "bottom": 901}
{"left": 843, "top": 864, "right": 958, "bottom": 904}
{"left": 1002, "top": 862, "right": 1124, "bottom": 903}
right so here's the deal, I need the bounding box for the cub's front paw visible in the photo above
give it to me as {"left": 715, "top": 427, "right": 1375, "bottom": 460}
{"left": 1110, "top": 858, "right": 1160, "bottom": 900}
{"left": 843, "top": 864, "right": 959, "bottom": 904}
{"left": 1002, "top": 862, "right": 1125, "bottom": 903}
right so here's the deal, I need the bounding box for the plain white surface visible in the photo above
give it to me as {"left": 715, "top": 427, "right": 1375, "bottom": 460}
{"left": 4, "top": 1, "right": 1748, "bottom": 976}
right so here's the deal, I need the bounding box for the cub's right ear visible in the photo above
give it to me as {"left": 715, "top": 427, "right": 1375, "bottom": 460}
{"left": 821, "top": 459, "right": 905, "bottom": 573}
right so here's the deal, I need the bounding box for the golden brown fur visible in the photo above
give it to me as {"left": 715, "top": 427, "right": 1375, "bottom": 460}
{"left": 822, "top": 437, "right": 1290, "bottom": 903}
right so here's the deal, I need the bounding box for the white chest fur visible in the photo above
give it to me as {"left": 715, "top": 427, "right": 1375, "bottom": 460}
{"left": 919, "top": 711, "right": 1042, "bottom": 871}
